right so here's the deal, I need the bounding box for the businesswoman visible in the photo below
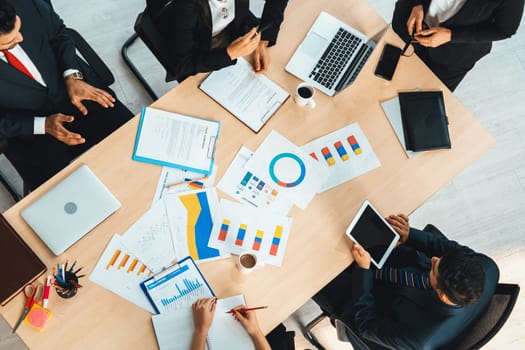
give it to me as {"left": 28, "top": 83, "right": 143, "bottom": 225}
{"left": 160, "top": 0, "right": 288, "bottom": 81}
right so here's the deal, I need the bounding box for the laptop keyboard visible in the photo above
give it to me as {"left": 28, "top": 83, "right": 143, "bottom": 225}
{"left": 308, "top": 28, "right": 371, "bottom": 90}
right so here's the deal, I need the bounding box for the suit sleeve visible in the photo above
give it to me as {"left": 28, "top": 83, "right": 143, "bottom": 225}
{"left": 346, "top": 268, "right": 424, "bottom": 350}
{"left": 166, "top": 1, "right": 235, "bottom": 80}
{"left": 259, "top": 0, "right": 288, "bottom": 46}
{"left": 0, "top": 114, "right": 34, "bottom": 138}
{"left": 451, "top": 0, "right": 524, "bottom": 43}
{"left": 405, "top": 228, "right": 462, "bottom": 257}
{"left": 33, "top": 0, "right": 80, "bottom": 72}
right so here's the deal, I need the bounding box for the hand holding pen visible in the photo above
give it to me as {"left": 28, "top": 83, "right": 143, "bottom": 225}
{"left": 229, "top": 305, "right": 266, "bottom": 338}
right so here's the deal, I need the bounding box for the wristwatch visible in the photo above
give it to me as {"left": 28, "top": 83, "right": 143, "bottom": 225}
{"left": 65, "top": 71, "right": 84, "bottom": 80}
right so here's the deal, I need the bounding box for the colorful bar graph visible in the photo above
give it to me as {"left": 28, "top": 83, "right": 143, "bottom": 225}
{"left": 127, "top": 258, "right": 138, "bottom": 273}
{"left": 347, "top": 135, "right": 362, "bottom": 154}
{"left": 269, "top": 225, "right": 283, "bottom": 256}
{"left": 118, "top": 254, "right": 130, "bottom": 270}
{"left": 321, "top": 147, "right": 336, "bottom": 166}
{"left": 310, "top": 152, "right": 318, "bottom": 161}
{"left": 235, "top": 224, "right": 247, "bottom": 246}
{"left": 240, "top": 172, "right": 252, "bottom": 186}
{"left": 256, "top": 180, "right": 265, "bottom": 191}
{"left": 105, "top": 249, "right": 121, "bottom": 270}
{"left": 252, "top": 230, "right": 264, "bottom": 251}
{"left": 218, "top": 219, "right": 230, "bottom": 241}
{"left": 334, "top": 141, "right": 349, "bottom": 161}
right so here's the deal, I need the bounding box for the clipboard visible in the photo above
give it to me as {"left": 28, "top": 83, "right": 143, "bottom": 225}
{"left": 140, "top": 256, "right": 214, "bottom": 314}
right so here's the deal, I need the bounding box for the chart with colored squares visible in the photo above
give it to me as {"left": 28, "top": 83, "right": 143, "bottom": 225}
{"left": 218, "top": 146, "right": 293, "bottom": 214}
{"left": 90, "top": 235, "right": 156, "bottom": 313}
{"left": 302, "top": 122, "right": 381, "bottom": 192}
{"left": 164, "top": 188, "right": 229, "bottom": 263}
{"left": 245, "top": 130, "right": 328, "bottom": 210}
{"left": 208, "top": 199, "right": 292, "bottom": 266}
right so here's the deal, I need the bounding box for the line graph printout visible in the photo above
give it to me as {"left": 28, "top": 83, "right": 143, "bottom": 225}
{"left": 121, "top": 199, "right": 176, "bottom": 273}
{"left": 142, "top": 257, "right": 214, "bottom": 314}
{"left": 90, "top": 234, "right": 156, "bottom": 313}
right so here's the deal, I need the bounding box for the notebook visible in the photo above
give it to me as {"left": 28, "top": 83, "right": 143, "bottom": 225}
{"left": 398, "top": 91, "right": 451, "bottom": 152}
{"left": 286, "top": 12, "right": 380, "bottom": 96}
{"left": 0, "top": 214, "right": 46, "bottom": 305}
{"left": 20, "top": 165, "right": 121, "bottom": 255}
{"left": 151, "top": 294, "right": 255, "bottom": 350}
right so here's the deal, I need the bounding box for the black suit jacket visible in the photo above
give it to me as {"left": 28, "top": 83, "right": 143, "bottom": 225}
{"left": 0, "top": 0, "right": 87, "bottom": 137}
{"left": 345, "top": 229, "right": 499, "bottom": 350}
{"left": 159, "top": 0, "right": 287, "bottom": 81}
{"left": 393, "top": 0, "right": 524, "bottom": 70}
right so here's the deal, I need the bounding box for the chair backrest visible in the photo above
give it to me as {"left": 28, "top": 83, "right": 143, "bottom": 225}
{"left": 335, "top": 319, "right": 390, "bottom": 350}
{"left": 134, "top": 0, "right": 177, "bottom": 82}
{"left": 447, "top": 283, "right": 520, "bottom": 350}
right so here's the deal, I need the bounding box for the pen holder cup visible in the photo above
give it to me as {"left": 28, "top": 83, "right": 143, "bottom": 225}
{"left": 55, "top": 271, "right": 79, "bottom": 299}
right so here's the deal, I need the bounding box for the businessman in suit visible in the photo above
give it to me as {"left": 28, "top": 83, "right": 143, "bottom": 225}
{"left": 392, "top": 0, "right": 524, "bottom": 91}
{"left": 0, "top": 0, "right": 133, "bottom": 191}
{"left": 316, "top": 214, "right": 499, "bottom": 349}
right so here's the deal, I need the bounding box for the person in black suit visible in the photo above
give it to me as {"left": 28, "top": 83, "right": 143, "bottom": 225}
{"left": 159, "top": 0, "right": 288, "bottom": 81}
{"left": 392, "top": 0, "right": 524, "bottom": 91}
{"left": 316, "top": 214, "right": 499, "bottom": 350}
{"left": 0, "top": 0, "right": 133, "bottom": 191}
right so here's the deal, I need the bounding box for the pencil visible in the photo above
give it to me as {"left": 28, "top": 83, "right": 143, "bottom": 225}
{"left": 226, "top": 306, "right": 268, "bottom": 314}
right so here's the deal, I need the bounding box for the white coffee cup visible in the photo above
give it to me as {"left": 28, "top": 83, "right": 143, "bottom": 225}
{"left": 236, "top": 252, "right": 264, "bottom": 274}
{"left": 295, "top": 82, "right": 316, "bottom": 109}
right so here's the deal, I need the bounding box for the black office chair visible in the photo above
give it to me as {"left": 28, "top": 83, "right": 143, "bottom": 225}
{"left": 302, "top": 224, "right": 518, "bottom": 350}
{"left": 121, "top": 0, "right": 177, "bottom": 100}
{"left": 0, "top": 1, "right": 116, "bottom": 202}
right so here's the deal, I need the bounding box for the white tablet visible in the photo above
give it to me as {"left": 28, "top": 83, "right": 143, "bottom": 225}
{"left": 345, "top": 200, "right": 400, "bottom": 268}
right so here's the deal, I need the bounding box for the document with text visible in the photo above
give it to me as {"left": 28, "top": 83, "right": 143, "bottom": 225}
{"left": 199, "top": 58, "right": 289, "bottom": 133}
{"left": 132, "top": 107, "right": 219, "bottom": 174}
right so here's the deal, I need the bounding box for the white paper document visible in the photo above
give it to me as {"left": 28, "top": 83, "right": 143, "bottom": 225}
{"left": 132, "top": 107, "right": 219, "bottom": 174}
{"left": 199, "top": 58, "right": 289, "bottom": 132}
{"left": 121, "top": 199, "right": 176, "bottom": 273}
{"left": 90, "top": 234, "right": 156, "bottom": 313}
{"left": 208, "top": 199, "right": 292, "bottom": 266}
{"left": 152, "top": 165, "right": 217, "bottom": 204}
{"left": 152, "top": 294, "right": 254, "bottom": 350}
{"left": 218, "top": 146, "right": 293, "bottom": 214}
{"left": 245, "top": 130, "right": 328, "bottom": 209}
{"left": 163, "top": 188, "right": 229, "bottom": 263}
{"left": 380, "top": 97, "right": 420, "bottom": 158}
{"left": 302, "top": 123, "right": 381, "bottom": 191}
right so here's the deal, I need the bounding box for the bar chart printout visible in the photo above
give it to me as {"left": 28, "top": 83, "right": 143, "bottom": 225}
{"left": 142, "top": 257, "right": 214, "bottom": 314}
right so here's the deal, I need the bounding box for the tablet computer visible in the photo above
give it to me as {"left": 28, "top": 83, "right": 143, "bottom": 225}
{"left": 345, "top": 200, "right": 400, "bottom": 268}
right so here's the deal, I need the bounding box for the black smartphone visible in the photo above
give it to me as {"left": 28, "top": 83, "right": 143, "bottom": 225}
{"left": 374, "top": 44, "right": 402, "bottom": 81}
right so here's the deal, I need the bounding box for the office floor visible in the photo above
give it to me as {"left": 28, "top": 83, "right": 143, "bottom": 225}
{"left": 1, "top": 0, "right": 524, "bottom": 349}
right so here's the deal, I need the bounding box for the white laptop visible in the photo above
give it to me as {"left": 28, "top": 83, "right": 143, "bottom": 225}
{"left": 286, "top": 12, "right": 378, "bottom": 96}
{"left": 21, "top": 165, "right": 121, "bottom": 255}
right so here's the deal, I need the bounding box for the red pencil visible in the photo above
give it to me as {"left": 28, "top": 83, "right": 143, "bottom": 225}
{"left": 226, "top": 306, "right": 268, "bottom": 314}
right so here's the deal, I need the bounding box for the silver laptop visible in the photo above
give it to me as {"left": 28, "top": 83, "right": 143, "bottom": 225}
{"left": 286, "top": 12, "right": 377, "bottom": 96}
{"left": 21, "top": 165, "right": 121, "bottom": 255}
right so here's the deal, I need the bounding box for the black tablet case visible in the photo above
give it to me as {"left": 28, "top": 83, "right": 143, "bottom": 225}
{"left": 0, "top": 214, "right": 46, "bottom": 305}
{"left": 398, "top": 91, "right": 451, "bottom": 151}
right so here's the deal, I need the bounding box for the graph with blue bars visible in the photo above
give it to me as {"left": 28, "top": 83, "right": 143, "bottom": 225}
{"left": 160, "top": 278, "right": 203, "bottom": 306}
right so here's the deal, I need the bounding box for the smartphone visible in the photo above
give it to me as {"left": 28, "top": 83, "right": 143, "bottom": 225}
{"left": 374, "top": 44, "right": 402, "bottom": 81}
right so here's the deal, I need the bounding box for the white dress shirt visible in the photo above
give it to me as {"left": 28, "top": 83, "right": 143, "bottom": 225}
{"left": 209, "top": 0, "right": 235, "bottom": 37}
{"left": 425, "top": 0, "right": 468, "bottom": 28}
{"left": 1, "top": 45, "right": 79, "bottom": 135}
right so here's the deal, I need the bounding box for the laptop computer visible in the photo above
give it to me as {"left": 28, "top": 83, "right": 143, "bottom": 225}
{"left": 21, "top": 165, "right": 121, "bottom": 256}
{"left": 286, "top": 12, "right": 379, "bottom": 96}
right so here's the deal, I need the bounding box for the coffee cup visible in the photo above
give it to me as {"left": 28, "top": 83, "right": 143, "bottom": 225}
{"left": 236, "top": 252, "right": 263, "bottom": 274}
{"left": 294, "top": 83, "right": 316, "bottom": 109}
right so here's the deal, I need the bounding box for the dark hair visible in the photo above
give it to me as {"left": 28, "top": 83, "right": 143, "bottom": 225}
{"left": 0, "top": 0, "right": 16, "bottom": 34}
{"left": 436, "top": 247, "right": 485, "bottom": 306}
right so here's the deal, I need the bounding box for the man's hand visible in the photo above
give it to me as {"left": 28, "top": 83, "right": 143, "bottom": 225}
{"left": 45, "top": 113, "right": 85, "bottom": 145}
{"left": 415, "top": 27, "right": 452, "bottom": 47}
{"left": 386, "top": 214, "right": 410, "bottom": 246}
{"left": 252, "top": 40, "right": 270, "bottom": 73}
{"left": 65, "top": 78, "right": 115, "bottom": 116}
{"left": 407, "top": 5, "right": 424, "bottom": 36}
{"left": 351, "top": 244, "right": 371, "bottom": 270}
{"left": 192, "top": 298, "right": 216, "bottom": 335}
{"left": 226, "top": 27, "right": 261, "bottom": 60}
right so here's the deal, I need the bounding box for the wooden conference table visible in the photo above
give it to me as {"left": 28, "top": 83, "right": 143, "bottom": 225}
{"left": 1, "top": 0, "right": 495, "bottom": 348}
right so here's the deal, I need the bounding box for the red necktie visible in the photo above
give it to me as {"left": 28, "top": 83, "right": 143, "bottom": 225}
{"left": 2, "top": 49, "right": 34, "bottom": 80}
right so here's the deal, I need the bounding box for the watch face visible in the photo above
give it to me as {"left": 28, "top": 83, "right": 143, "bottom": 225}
{"left": 68, "top": 72, "right": 83, "bottom": 80}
